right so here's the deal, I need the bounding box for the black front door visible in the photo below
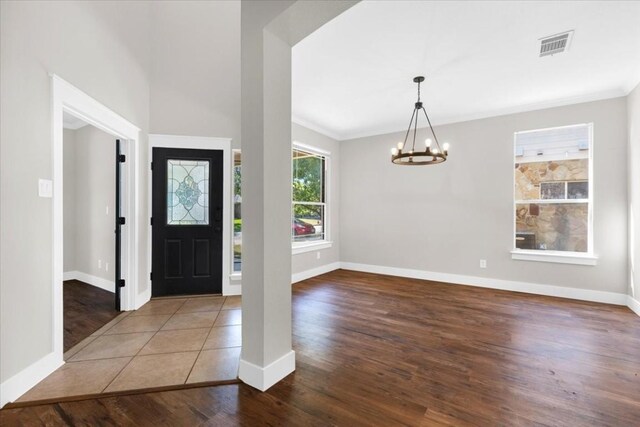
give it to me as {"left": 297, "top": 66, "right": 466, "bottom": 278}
{"left": 152, "top": 148, "right": 223, "bottom": 297}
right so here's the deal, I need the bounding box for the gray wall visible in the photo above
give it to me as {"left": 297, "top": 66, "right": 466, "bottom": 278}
{"left": 340, "top": 97, "right": 629, "bottom": 294}
{"left": 292, "top": 123, "right": 341, "bottom": 274}
{"left": 63, "top": 129, "right": 77, "bottom": 273}
{"left": 63, "top": 126, "right": 116, "bottom": 283}
{"left": 149, "top": 1, "right": 241, "bottom": 146}
{"left": 629, "top": 83, "right": 640, "bottom": 300}
{"left": 0, "top": 0, "right": 150, "bottom": 384}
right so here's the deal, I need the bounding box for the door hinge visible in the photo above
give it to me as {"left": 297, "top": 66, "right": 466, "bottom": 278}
{"left": 150, "top": 217, "right": 153, "bottom": 226}
{"left": 118, "top": 217, "right": 126, "bottom": 225}
{"left": 118, "top": 154, "right": 126, "bottom": 163}
{"left": 150, "top": 161, "right": 154, "bottom": 170}
{"left": 150, "top": 272, "right": 153, "bottom": 281}
{"left": 118, "top": 279, "right": 125, "bottom": 288}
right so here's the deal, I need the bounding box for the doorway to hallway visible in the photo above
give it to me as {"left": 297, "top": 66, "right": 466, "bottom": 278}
{"left": 62, "top": 114, "right": 123, "bottom": 352}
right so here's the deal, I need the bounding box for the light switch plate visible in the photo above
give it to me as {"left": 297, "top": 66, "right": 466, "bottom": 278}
{"left": 38, "top": 179, "right": 53, "bottom": 198}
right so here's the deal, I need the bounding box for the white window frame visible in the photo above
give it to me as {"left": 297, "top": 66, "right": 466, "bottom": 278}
{"left": 511, "top": 123, "right": 598, "bottom": 266}
{"left": 230, "top": 148, "right": 243, "bottom": 280}
{"left": 292, "top": 142, "right": 332, "bottom": 254}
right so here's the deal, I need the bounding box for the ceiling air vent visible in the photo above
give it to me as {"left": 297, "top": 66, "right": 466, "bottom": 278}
{"left": 539, "top": 31, "right": 573, "bottom": 57}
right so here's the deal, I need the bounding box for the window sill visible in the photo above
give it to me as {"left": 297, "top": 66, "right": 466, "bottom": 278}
{"left": 511, "top": 250, "right": 598, "bottom": 266}
{"left": 292, "top": 241, "right": 333, "bottom": 255}
{"left": 230, "top": 273, "right": 242, "bottom": 281}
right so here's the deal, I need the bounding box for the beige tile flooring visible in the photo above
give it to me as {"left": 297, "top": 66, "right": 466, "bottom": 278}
{"left": 18, "top": 295, "right": 241, "bottom": 402}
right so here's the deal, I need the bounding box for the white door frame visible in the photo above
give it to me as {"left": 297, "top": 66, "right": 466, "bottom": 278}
{"left": 148, "top": 134, "right": 234, "bottom": 296}
{"left": 52, "top": 74, "right": 141, "bottom": 360}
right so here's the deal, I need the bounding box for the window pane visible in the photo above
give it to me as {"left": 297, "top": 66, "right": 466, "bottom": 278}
{"left": 514, "top": 124, "right": 591, "bottom": 253}
{"left": 515, "top": 159, "right": 588, "bottom": 201}
{"left": 515, "top": 203, "right": 588, "bottom": 252}
{"left": 233, "top": 152, "right": 242, "bottom": 272}
{"left": 293, "top": 149, "right": 324, "bottom": 203}
{"left": 293, "top": 203, "right": 325, "bottom": 242}
{"left": 167, "top": 159, "right": 209, "bottom": 225}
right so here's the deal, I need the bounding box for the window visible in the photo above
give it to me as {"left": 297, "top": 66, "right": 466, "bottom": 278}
{"left": 231, "top": 145, "right": 330, "bottom": 273}
{"left": 513, "top": 123, "right": 594, "bottom": 264}
{"left": 167, "top": 159, "right": 210, "bottom": 225}
{"left": 292, "top": 146, "right": 328, "bottom": 246}
{"left": 233, "top": 151, "right": 242, "bottom": 272}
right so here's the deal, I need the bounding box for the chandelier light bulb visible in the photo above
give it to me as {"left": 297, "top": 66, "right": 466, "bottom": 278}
{"left": 391, "top": 148, "right": 398, "bottom": 155}
{"left": 397, "top": 142, "right": 404, "bottom": 150}
{"left": 425, "top": 138, "right": 432, "bottom": 148}
{"left": 432, "top": 147, "right": 439, "bottom": 154}
{"left": 443, "top": 142, "right": 450, "bottom": 151}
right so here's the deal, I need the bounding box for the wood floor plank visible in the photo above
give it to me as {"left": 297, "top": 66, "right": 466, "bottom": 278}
{"left": 64, "top": 280, "right": 119, "bottom": 351}
{"left": 2, "top": 269, "right": 639, "bottom": 426}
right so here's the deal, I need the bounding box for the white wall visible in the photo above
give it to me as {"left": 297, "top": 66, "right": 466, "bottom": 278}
{"left": 292, "top": 123, "right": 341, "bottom": 275}
{"left": 64, "top": 126, "right": 116, "bottom": 284}
{"left": 0, "top": 0, "right": 150, "bottom": 387}
{"left": 340, "top": 97, "right": 629, "bottom": 295}
{"left": 628, "top": 83, "right": 640, "bottom": 302}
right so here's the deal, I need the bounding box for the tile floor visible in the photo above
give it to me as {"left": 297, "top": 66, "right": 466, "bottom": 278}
{"left": 18, "top": 295, "right": 242, "bottom": 402}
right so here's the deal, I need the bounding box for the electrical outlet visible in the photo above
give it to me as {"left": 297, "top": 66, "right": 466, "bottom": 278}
{"left": 480, "top": 259, "right": 487, "bottom": 269}
{"left": 105, "top": 262, "right": 109, "bottom": 272}
{"left": 316, "top": 252, "right": 321, "bottom": 260}
{"left": 98, "top": 259, "right": 102, "bottom": 269}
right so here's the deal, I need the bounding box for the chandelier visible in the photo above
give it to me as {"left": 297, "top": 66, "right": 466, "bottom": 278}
{"left": 390, "top": 76, "right": 449, "bottom": 165}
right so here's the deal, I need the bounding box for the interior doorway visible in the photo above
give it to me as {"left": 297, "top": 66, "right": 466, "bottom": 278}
{"left": 51, "top": 74, "right": 141, "bottom": 364}
{"left": 62, "top": 112, "right": 121, "bottom": 353}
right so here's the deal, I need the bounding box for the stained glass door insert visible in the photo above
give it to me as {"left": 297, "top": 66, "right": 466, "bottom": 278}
{"left": 167, "top": 159, "right": 210, "bottom": 225}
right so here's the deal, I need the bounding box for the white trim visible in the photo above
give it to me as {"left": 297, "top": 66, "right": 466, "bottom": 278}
{"left": 63, "top": 271, "right": 115, "bottom": 293}
{"left": 627, "top": 295, "right": 640, "bottom": 317}
{"left": 136, "top": 287, "right": 152, "bottom": 310}
{"left": 292, "top": 261, "right": 341, "bottom": 283}
{"left": 51, "top": 74, "right": 140, "bottom": 371}
{"left": 0, "top": 351, "right": 64, "bottom": 408}
{"left": 148, "top": 134, "right": 232, "bottom": 296}
{"left": 340, "top": 262, "right": 627, "bottom": 305}
{"left": 510, "top": 250, "right": 598, "bottom": 266}
{"left": 239, "top": 350, "right": 296, "bottom": 392}
{"left": 291, "top": 241, "right": 333, "bottom": 255}
{"left": 292, "top": 140, "right": 331, "bottom": 156}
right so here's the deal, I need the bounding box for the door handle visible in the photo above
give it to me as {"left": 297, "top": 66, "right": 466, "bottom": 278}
{"left": 214, "top": 207, "right": 222, "bottom": 221}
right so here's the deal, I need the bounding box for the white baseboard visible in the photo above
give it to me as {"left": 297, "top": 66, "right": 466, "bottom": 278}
{"left": 135, "top": 287, "right": 152, "bottom": 310}
{"left": 0, "top": 351, "right": 64, "bottom": 408}
{"left": 239, "top": 350, "right": 295, "bottom": 392}
{"left": 628, "top": 295, "right": 640, "bottom": 317}
{"left": 292, "top": 261, "right": 341, "bottom": 284}
{"left": 340, "top": 262, "right": 628, "bottom": 306}
{"left": 64, "top": 271, "right": 115, "bottom": 293}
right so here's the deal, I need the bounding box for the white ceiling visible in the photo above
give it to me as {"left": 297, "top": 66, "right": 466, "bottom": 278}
{"left": 63, "top": 111, "right": 88, "bottom": 130}
{"left": 292, "top": 1, "right": 640, "bottom": 141}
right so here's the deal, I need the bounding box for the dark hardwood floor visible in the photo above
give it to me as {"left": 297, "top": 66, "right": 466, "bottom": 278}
{"left": 3, "top": 270, "right": 639, "bottom": 426}
{"left": 63, "top": 280, "right": 119, "bottom": 352}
